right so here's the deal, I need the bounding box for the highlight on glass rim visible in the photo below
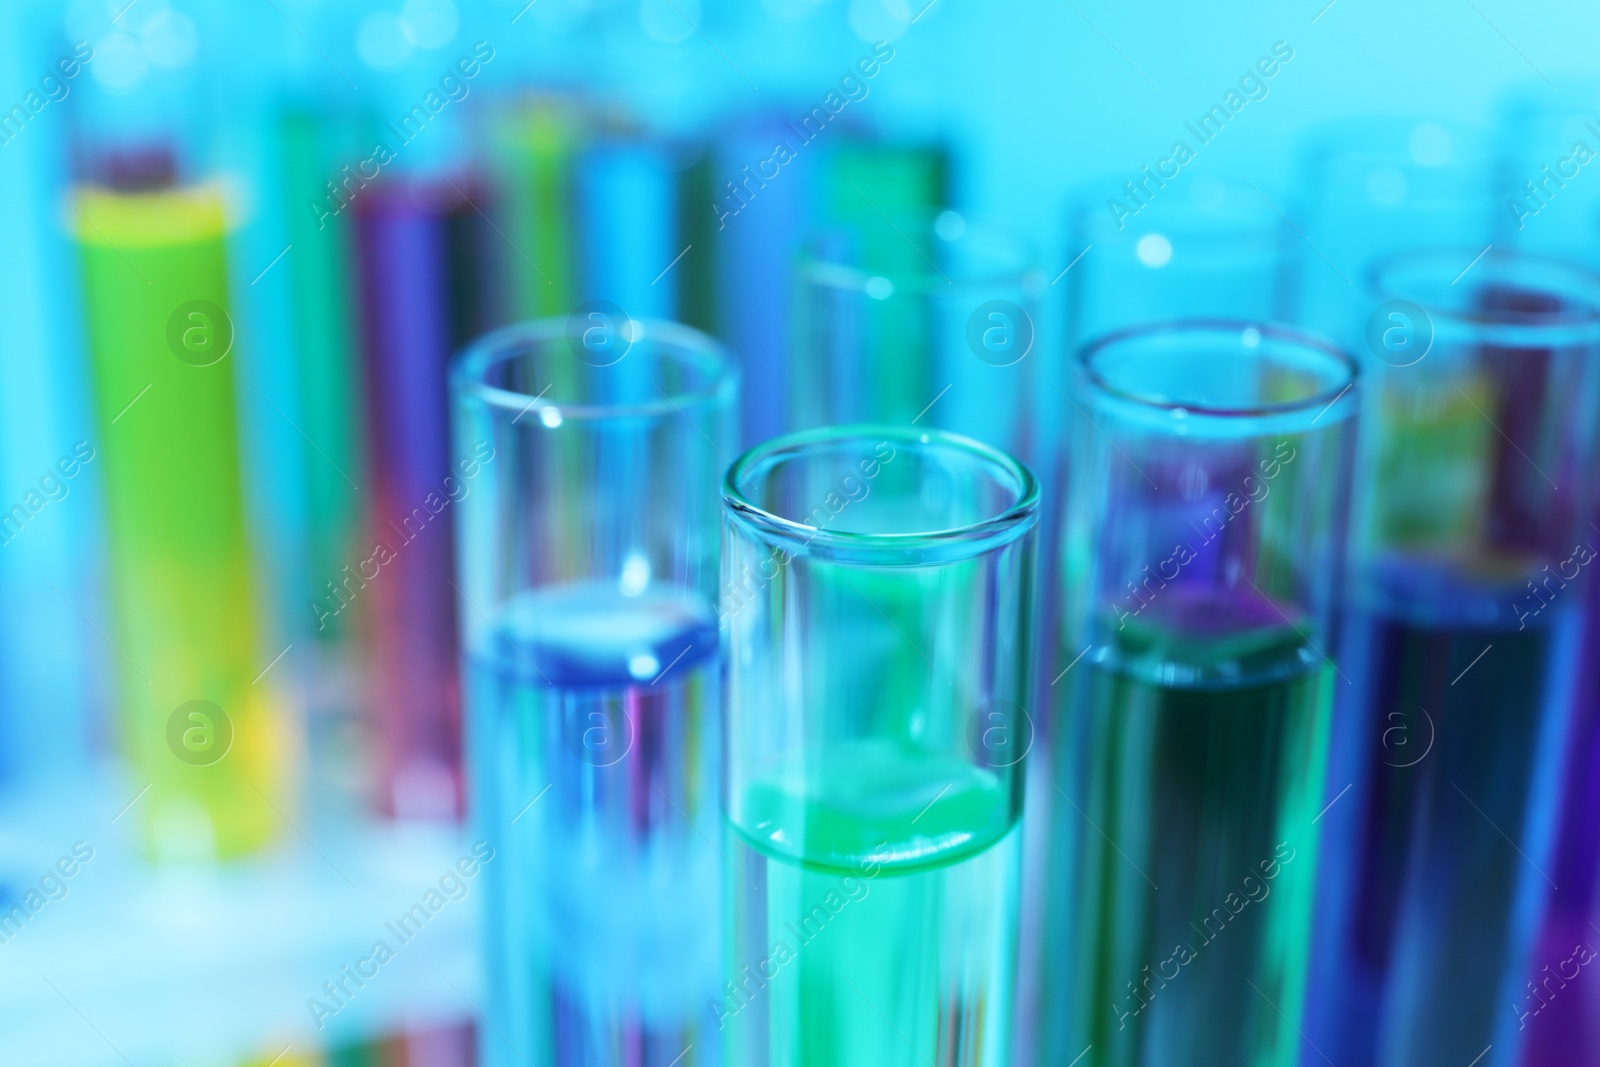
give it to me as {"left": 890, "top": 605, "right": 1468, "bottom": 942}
{"left": 2, "top": 1, "right": 1599, "bottom": 1064}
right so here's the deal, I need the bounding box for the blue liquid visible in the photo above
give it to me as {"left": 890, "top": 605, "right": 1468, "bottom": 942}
{"left": 467, "top": 582, "right": 722, "bottom": 1067}
{"left": 1308, "top": 556, "right": 1580, "bottom": 1067}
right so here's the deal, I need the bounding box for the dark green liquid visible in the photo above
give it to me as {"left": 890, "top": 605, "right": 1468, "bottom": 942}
{"left": 1044, "top": 597, "right": 1332, "bottom": 1067}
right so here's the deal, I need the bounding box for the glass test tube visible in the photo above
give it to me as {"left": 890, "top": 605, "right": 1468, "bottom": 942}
{"left": 1306, "top": 251, "right": 1600, "bottom": 1067}
{"left": 490, "top": 97, "right": 584, "bottom": 320}
{"left": 790, "top": 212, "right": 1042, "bottom": 464}
{"left": 1291, "top": 118, "right": 1498, "bottom": 341}
{"left": 280, "top": 109, "right": 367, "bottom": 649}
{"left": 1039, "top": 323, "right": 1358, "bottom": 1067}
{"left": 575, "top": 135, "right": 714, "bottom": 324}
{"left": 711, "top": 114, "right": 819, "bottom": 449}
{"left": 0, "top": 14, "right": 95, "bottom": 787}
{"left": 453, "top": 320, "right": 738, "bottom": 1067}
{"left": 1066, "top": 174, "right": 1289, "bottom": 347}
{"left": 822, "top": 141, "right": 947, "bottom": 241}
{"left": 1494, "top": 82, "right": 1600, "bottom": 262}
{"left": 350, "top": 173, "right": 498, "bottom": 820}
{"left": 1023, "top": 177, "right": 1289, "bottom": 1060}
{"left": 720, "top": 425, "right": 1039, "bottom": 1067}
{"left": 791, "top": 139, "right": 951, "bottom": 419}
{"left": 1494, "top": 102, "right": 1600, "bottom": 1064}
{"left": 272, "top": 103, "right": 373, "bottom": 815}
{"left": 75, "top": 182, "right": 284, "bottom": 857}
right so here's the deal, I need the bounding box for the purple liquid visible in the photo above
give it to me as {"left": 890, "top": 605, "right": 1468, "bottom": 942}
{"left": 1308, "top": 555, "right": 1582, "bottom": 1067}
{"left": 353, "top": 175, "right": 497, "bottom": 819}
{"left": 1519, "top": 576, "right": 1600, "bottom": 1067}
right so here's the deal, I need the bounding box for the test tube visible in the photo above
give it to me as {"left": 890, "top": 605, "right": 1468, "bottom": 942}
{"left": 1039, "top": 322, "right": 1358, "bottom": 1067}
{"left": 349, "top": 173, "right": 497, "bottom": 820}
{"left": 0, "top": 17, "right": 95, "bottom": 787}
{"left": 792, "top": 140, "right": 955, "bottom": 422}
{"left": 1065, "top": 174, "right": 1289, "bottom": 346}
{"left": 452, "top": 319, "right": 737, "bottom": 1067}
{"left": 575, "top": 135, "right": 708, "bottom": 321}
{"left": 75, "top": 180, "right": 285, "bottom": 857}
{"left": 1493, "top": 109, "right": 1600, "bottom": 1061}
{"left": 790, "top": 212, "right": 1042, "bottom": 464}
{"left": 1494, "top": 82, "right": 1600, "bottom": 262}
{"left": 720, "top": 425, "right": 1039, "bottom": 1066}
{"left": 1306, "top": 250, "right": 1600, "bottom": 1067}
{"left": 279, "top": 109, "right": 367, "bottom": 651}
{"left": 1041, "top": 191, "right": 1293, "bottom": 1029}
{"left": 710, "top": 114, "right": 819, "bottom": 448}
{"left": 1290, "top": 118, "right": 1498, "bottom": 341}
{"left": 489, "top": 97, "right": 584, "bottom": 319}
{"left": 821, "top": 141, "right": 947, "bottom": 240}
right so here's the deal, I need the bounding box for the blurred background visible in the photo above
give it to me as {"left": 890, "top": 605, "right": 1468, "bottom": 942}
{"left": 3, "top": 0, "right": 1600, "bottom": 1064}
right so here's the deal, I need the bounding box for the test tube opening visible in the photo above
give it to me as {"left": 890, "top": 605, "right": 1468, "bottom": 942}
{"left": 724, "top": 425, "right": 1039, "bottom": 565}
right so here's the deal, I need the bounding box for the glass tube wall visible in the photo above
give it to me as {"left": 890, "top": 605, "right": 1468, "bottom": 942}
{"left": 720, "top": 425, "right": 1039, "bottom": 1067}
{"left": 1306, "top": 250, "right": 1600, "bottom": 1067}
{"left": 1040, "top": 322, "right": 1359, "bottom": 1067}
{"left": 453, "top": 318, "right": 738, "bottom": 1067}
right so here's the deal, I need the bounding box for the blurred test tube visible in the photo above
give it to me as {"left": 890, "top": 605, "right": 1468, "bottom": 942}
{"left": 349, "top": 169, "right": 499, "bottom": 820}
{"left": 453, "top": 319, "right": 737, "bottom": 1067}
{"left": 68, "top": 0, "right": 290, "bottom": 859}
{"left": 1306, "top": 249, "right": 1600, "bottom": 1067}
{"left": 1290, "top": 118, "right": 1499, "bottom": 341}
{"left": 1040, "top": 322, "right": 1358, "bottom": 1067}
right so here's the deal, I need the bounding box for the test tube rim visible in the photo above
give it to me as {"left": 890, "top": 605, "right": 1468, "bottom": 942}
{"left": 1076, "top": 318, "right": 1359, "bottom": 432}
{"left": 1067, "top": 172, "right": 1285, "bottom": 256}
{"left": 794, "top": 212, "right": 1040, "bottom": 297}
{"left": 1366, "top": 245, "right": 1600, "bottom": 347}
{"left": 450, "top": 316, "right": 739, "bottom": 422}
{"left": 722, "top": 423, "right": 1039, "bottom": 565}
{"left": 1296, "top": 114, "right": 1501, "bottom": 179}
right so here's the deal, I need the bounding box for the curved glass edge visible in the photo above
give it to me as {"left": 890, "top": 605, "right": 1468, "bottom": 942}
{"left": 794, "top": 213, "right": 1039, "bottom": 296}
{"left": 449, "top": 317, "right": 740, "bottom": 422}
{"left": 1076, "top": 319, "right": 1360, "bottom": 436}
{"left": 1366, "top": 247, "right": 1600, "bottom": 349}
{"left": 723, "top": 424, "right": 1040, "bottom": 567}
{"left": 1068, "top": 174, "right": 1285, "bottom": 246}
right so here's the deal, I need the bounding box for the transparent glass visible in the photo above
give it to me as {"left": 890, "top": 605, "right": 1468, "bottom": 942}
{"left": 1292, "top": 118, "right": 1499, "bottom": 341}
{"left": 1038, "top": 192, "right": 1296, "bottom": 1044}
{"left": 1039, "top": 322, "right": 1359, "bottom": 1067}
{"left": 1494, "top": 82, "right": 1600, "bottom": 263}
{"left": 790, "top": 212, "right": 1044, "bottom": 465}
{"left": 719, "top": 425, "right": 1039, "bottom": 1067}
{"left": 1066, "top": 174, "right": 1290, "bottom": 346}
{"left": 452, "top": 318, "right": 738, "bottom": 1067}
{"left": 1306, "top": 249, "right": 1600, "bottom": 1067}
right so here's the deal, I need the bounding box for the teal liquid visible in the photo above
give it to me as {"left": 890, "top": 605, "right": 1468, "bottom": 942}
{"left": 1044, "top": 591, "right": 1332, "bottom": 1067}
{"left": 723, "top": 739, "right": 1021, "bottom": 1067}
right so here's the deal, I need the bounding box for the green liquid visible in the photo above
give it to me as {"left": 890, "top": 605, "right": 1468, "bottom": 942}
{"left": 280, "top": 113, "right": 366, "bottom": 642}
{"left": 77, "top": 184, "right": 283, "bottom": 858}
{"left": 492, "top": 99, "right": 579, "bottom": 318}
{"left": 725, "top": 739, "right": 1020, "bottom": 1067}
{"left": 818, "top": 143, "right": 947, "bottom": 424}
{"left": 823, "top": 143, "right": 947, "bottom": 262}
{"left": 1043, "top": 603, "right": 1330, "bottom": 1067}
